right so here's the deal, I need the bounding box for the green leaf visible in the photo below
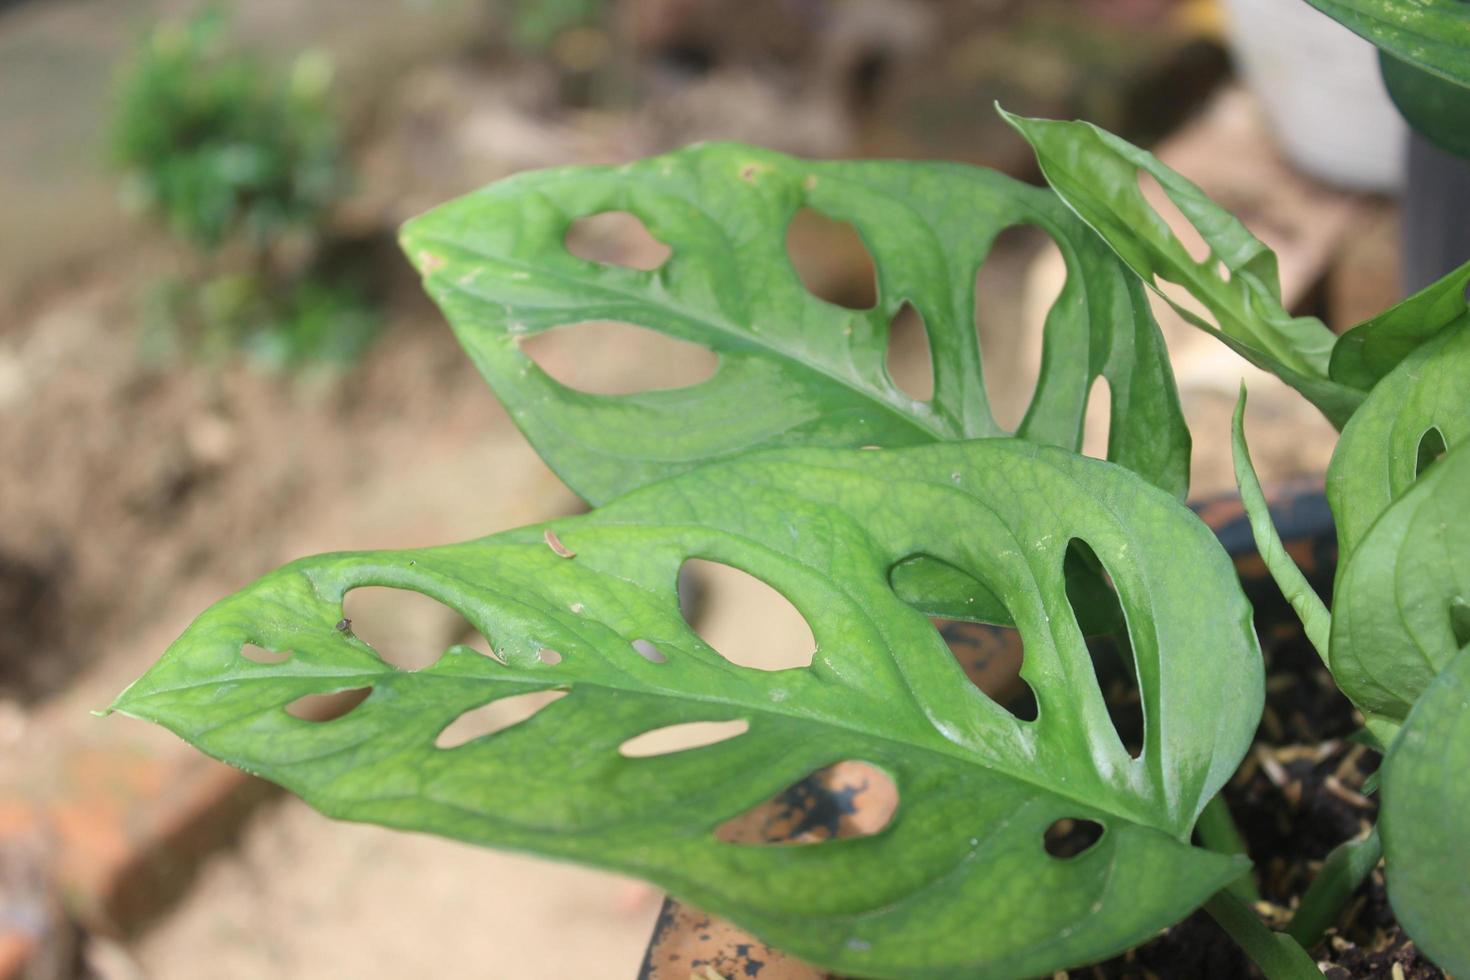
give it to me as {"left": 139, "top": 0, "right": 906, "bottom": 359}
{"left": 1380, "top": 52, "right": 1470, "bottom": 158}
{"left": 111, "top": 442, "right": 1258, "bottom": 979}
{"left": 1231, "top": 387, "right": 1332, "bottom": 664}
{"left": 1330, "top": 260, "right": 1470, "bottom": 389}
{"left": 1001, "top": 110, "right": 1365, "bottom": 429}
{"left": 1380, "top": 643, "right": 1470, "bottom": 977}
{"left": 1300, "top": 0, "right": 1470, "bottom": 89}
{"left": 1327, "top": 318, "right": 1470, "bottom": 565}
{"left": 1330, "top": 437, "right": 1470, "bottom": 723}
{"left": 400, "top": 142, "right": 1190, "bottom": 505}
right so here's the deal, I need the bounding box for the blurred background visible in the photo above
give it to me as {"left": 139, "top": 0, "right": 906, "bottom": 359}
{"left": 0, "top": 0, "right": 1438, "bottom": 976}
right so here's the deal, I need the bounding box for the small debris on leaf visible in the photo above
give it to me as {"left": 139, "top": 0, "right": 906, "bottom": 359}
{"left": 543, "top": 529, "right": 576, "bottom": 558}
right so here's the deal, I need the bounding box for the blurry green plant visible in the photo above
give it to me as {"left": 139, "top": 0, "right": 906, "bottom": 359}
{"left": 506, "top": 0, "right": 606, "bottom": 51}
{"left": 111, "top": 6, "right": 378, "bottom": 368}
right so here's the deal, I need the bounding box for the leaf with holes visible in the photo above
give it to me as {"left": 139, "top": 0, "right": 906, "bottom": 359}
{"left": 400, "top": 141, "right": 1190, "bottom": 507}
{"left": 1001, "top": 109, "right": 1366, "bottom": 429}
{"left": 1379, "top": 643, "right": 1470, "bottom": 977}
{"left": 1330, "top": 435, "right": 1470, "bottom": 732}
{"left": 1300, "top": 0, "right": 1470, "bottom": 89}
{"left": 1327, "top": 318, "right": 1470, "bottom": 567}
{"left": 110, "top": 442, "right": 1258, "bottom": 979}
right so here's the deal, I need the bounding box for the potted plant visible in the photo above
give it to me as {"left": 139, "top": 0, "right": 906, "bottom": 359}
{"left": 109, "top": 3, "right": 1468, "bottom": 975}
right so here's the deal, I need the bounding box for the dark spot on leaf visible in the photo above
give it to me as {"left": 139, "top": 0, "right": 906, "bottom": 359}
{"left": 717, "top": 760, "right": 895, "bottom": 844}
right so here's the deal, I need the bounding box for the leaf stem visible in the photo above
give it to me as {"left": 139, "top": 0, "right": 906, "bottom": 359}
{"left": 1205, "top": 891, "right": 1322, "bottom": 979}
{"left": 1231, "top": 386, "right": 1332, "bottom": 664}
{"left": 1285, "top": 827, "right": 1382, "bottom": 949}
{"left": 1196, "top": 794, "right": 1260, "bottom": 903}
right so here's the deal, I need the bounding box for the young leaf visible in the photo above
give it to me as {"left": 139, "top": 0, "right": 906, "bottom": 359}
{"left": 400, "top": 142, "right": 1190, "bottom": 505}
{"left": 1299, "top": 0, "right": 1470, "bottom": 89}
{"left": 1327, "top": 318, "right": 1470, "bottom": 565}
{"left": 1231, "top": 387, "right": 1331, "bottom": 664}
{"left": 1330, "top": 438, "right": 1470, "bottom": 724}
{"left": 1329, "top": 260, "right": 1470, "bottom": 389}
{"left": 1001, "top": 110, "right": 1366, "bottom": 429}
{"left": 110, "top": 442, "right": 1258, "bottom": 979}
{"left": 1379, "top": 643, "right": 1470, "bottom": 977}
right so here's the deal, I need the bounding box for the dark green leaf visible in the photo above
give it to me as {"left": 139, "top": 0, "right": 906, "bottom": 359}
{"left": 1327, "top": 318, "right": 1470, "bottom": 565}
{"left": 1380, "top": 644, "right": 1470, "bottom": 977}
{"left": 111, "top": 442, "right": 1257, "bottom": 979}
{"left": 1330, "top": 261, "right": 1470, "bottom": 389}
{"left": 1330, "top": 438, "right": 1470, "bottom": 724}
{"left": 1380, "top": 52, "right": 1470, "bottom": 158}
{"left": 400, "top": 142, "right": 1190, "bottom": 505}
{"left": 1002, "top": 110, "right": 1366, "bottom": 428}
{"left": 1300, "top": 0, "right": 1470, "bottom": 89}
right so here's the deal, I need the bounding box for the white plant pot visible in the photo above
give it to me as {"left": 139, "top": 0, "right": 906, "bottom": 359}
{"left": 1222, "top": 0, "right": 1406, "bottom": 192}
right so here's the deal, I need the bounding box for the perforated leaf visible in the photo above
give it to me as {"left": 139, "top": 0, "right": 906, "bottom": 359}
{"left": 1003, "top": 110, "right": 1366, "bottom": 429}
{"left": 111, "top": 442, "right": 1258, "bottom": 979}
{"left": 400, "top": 142, "right": 1190, "bottom": 505}
{"left": 1330, "top": 437, "right": 1470, "bottom": 726}
{"left": 1327, "top": 318, "right": 1470, "bottom": 566}
{"left": 1301, "top": 0, "right": 1470, "bottom": 88}
{"left": 1380, "top": 644, "right": 1470, "bottom": 977}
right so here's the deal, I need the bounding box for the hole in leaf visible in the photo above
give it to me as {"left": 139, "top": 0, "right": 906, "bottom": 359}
{"left": 453, "top": 626, "right": 505, "bottom": 665}
{"left": 343, "top": 587, "right": 472, "bottom": 671}
{"left": 618, "top": 719, "right": 749, "bottom": 758}
{"left": 519, "top": 321, "right": 717, "bottom": 395}
{"left": 1081, "top": 376, "right": 1112, "bottom": 460}
{"left": 1450, "top": 597, "right": 1470, "bottom": 651}
{"left": 885, "top": 301, "right": 934, "bottom": 401}
{"left": 786, "top": 207, "right": 877, "bottom": 310}
{"left": 1064, "top": 539, "right": 1142, "bottom": 758}
{"left": 679, "top": 559, "right": 815, "bottom": 670}
{"left": 716, "top": 760, "right": 896, "bottom": 844}
{"left": 976, "top": 225, "right": 1062, "bottom": 432}
{"left": 937, "top": 620, "right": 1036, "bottom": 721}
{"left": 1137, "top": 170, "right": 1210, "bottom": 263}
{"left": 537, "top": 648, "right": 563, "bottom": 666}
{"left": 1416, "top": 426, "right": 1447, "bottom": 478}
{"left": 285, "top": 687, "right": 371, "bottom": 722}
{"left": 242, "top": 643, "right": 291, "bottom": 665}
{"left": 632, "top": 638, "right": 667, "bottom": 663}
{"left": 1217, "top": 259, "right": 1233, "bottom": 283}
{"left": 1151, "top": 273, "right": 1222, "bottom": 331}
{"left": 435, "top": 690, "right": 568, "bottom": 749}
{"left": 1043, "top": 817, "right": 1105, "bottom": 858}
{"left": 888, "top": 553, "right": 1008, "bottom": 623}
{"left": 564, "top": 211, "right": 671, "bottom": 270}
